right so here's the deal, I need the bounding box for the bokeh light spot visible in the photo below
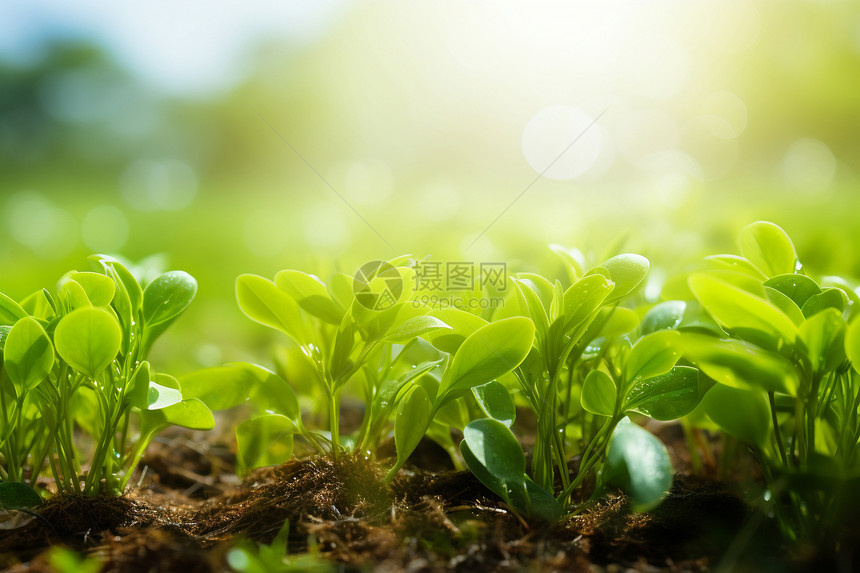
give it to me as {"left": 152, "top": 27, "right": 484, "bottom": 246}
{"left": 120, "top": 159, "right": 198, "bottom": 211}
{"left": 522, "top": 106, "right": 604, "bottom": 181}
{"left": 782, "top": 138, "right": 837, "bottom": 193}
{"left": 4, "top": 191, "right": 77, "bottom": 258}
{"left": 81, "top": 205, "right": 129, "bottom": 252}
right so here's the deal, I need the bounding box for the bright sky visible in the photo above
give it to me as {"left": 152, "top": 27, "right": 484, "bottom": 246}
{"left": 0, "top": 0, "right": 347, "bottom": 95}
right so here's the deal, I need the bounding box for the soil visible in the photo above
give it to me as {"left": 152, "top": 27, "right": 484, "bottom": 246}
{"left": 0, "top": 426, "right": 854, "bottom": 573}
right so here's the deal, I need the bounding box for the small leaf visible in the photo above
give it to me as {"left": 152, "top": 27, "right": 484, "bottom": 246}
{"left": 427, "top": 308, "right": 488, "bottom": 354}
{"left": 236, "top": 274, "right": 309, "bottom": 345}
{"left": 763, "top": 287, "right": 805, "bottom": 326}
{"left": 146, "top": 381, "right": 182, "bottom": 410}
{"left": 763, "top": 274, "right": 820, "bottom": 309}
{"left": 624, "top": 330, "right": 683, "bottom": 385}
{"left": 4, "top": 317, "right": 54, "bottom": 393}
{"left": 625, "top": 366, "right": 703, "bottom": 421}
{"left": 738, "top": 221, "right": 797, "bottom": 278}
{"left": 0, "top": 482, "right": 42, "bottom": 510}
{"left": 604, "top": 417, "right": 673, "bottom": 512}
{"left": 0, "top": 293, "right": 27, "bottom": 326}
{"left": 142, "top": 271, "right": 197, "bottom": 327}
{"left": 641, "top": 301, "right": 686, "bottom": 335}
{"left": 158, "top": 398, "right": 216, "bottom": 430}
{"left": 54, "top": 307, "right": 121, "bottom": 379}
{"left": 601, "top": 254, "right": 650, "bottom": 302}
{"left": 240, "top": 362, "right": 301, "bottom": 420}
{"left": 700, "top": 384, "right": 770, "bottom": 447}
{"left": 393, "top": 385, "right": 431, "bottom": 471}
{"left": 179, "top": 365, "right": 257, "bottom": 411}
{"left": 67, "top": 272, "right": 116, "bottom": 307}
{"left": 801, "top": 288, "right": 848, "bottom": 319}
{"left": 275, "top": 270, "right": 343, "bottom": 325}
{"left": 562, "top": 274, "right": 614, "bottom": 332}
{"left": 799, "top": 308, "right": 845, "bottom": 374}
{"left": 383, "top": 315, "right": 452, "bottom": 343}
{"left": 679, "top": 333, "right": 798, "bottom": 395}
{"left": 462, "top": 418, "right": 526, "bottom": 483}
{"left": 236, "top": 414, "right": 297, "bottom": 473}
{"left": 688, "top": 273, "right": 797, "bottom": 345}
{"left": 472, "top": 380, "right": 516, "bottom": 426}
{"left": 438, "top": 317, "right": 534, "bottom": 400}
{"left": 581, "top": 370, "right": 616, "bottom": 416}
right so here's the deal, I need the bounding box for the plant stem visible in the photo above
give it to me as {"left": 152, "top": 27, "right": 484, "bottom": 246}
{"left": 768, "top": 392, "right": 789, "bottom": 468}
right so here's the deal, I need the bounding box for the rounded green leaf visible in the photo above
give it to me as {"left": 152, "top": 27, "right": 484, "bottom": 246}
{"left": 427, "top": 308, "right": 488, "bottom": 354}
{"left": 54, "top": 307, "right": 121, "bottom": 379}
{"left": 472, "top": 380, "right": 516, "bottom": 426}
{"left": 625, "top": 366, "right": 703, "bottom": 421}
{"left": 581, "top": 370, "right": 616, "bottom": 416}
{"left": 605, "top": 417, "right": 673, "bottom": 512}
{"left": 393, "top": 385, "right": 431, "bottom": 470}
{"left": 462, "top": 418, "right": 526, "bottom": 483}
{"left": 142, "top": 271, "right": 197, "bottom": 327}
{"left": 0, "top": 292, "right": 27, "bottom": 326}
{"left": 0, "top": 482, "right": 43, "bottom": 510}
{"left": 801, "top": 288, "right": 848, "bottom": 319}
{"left": 641, "top": 301, "right": 686, "bottom": 335}
{"left": 67, "top": 272, "right": 116, "bottom": 307}
{"left": 688, "top": 273, "right": 797, "bottom": 345}
{"left": 236, "top": 274, "right": 308, "bottom": 344}
{"left": 438, "top": 317, "right": 535, "bottom": 399}
{"left": 700, "top": 384, "right": 770, "bottom": 447}
{"left": 179, "top": 366, "right": 257, "bottom": 411}
{"left": 240, "top": 362, "right": 301, "bottom": 420}
{"left": 236, "top": 414, "right": 296, "bottom": 473}
{"left": 275, "top": 270, "right": 343, "bottom": 325}
{"left": 763, "top": 274, "right": 820, "bottom": 309}
{"left": 159, "top": 398, "right": 216, "bottom": 430}
{"left": 383, "top": 315, "right": 452, "bottom": 343}
{"left": 601, "top": 254, "right": 650, "bottom": 302}
{"left": 4, "top": 317, "right": 54, "bottom": 393}
{"left": 624, "top": 330, "right": 683, "bottom": 385}
{"left": 562, "top": 274, "right": 614, "bottom": 332}
{"left": 799, "top": 308, "right": 845, "bottom": 374}
{"left": 146, "top": 381, "right": 183, "bottom": 410}
{"left": 738, "top": 221, "right": 797, "bottom": 278}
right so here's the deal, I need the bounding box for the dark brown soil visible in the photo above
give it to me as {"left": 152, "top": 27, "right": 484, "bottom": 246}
{"left": 0, "top": 428, "right": 844, "bottom": 573}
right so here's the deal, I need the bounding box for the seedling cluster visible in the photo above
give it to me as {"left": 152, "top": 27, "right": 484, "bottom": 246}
{"left": 2, "top": 221, "right": 859, "bottom": 556}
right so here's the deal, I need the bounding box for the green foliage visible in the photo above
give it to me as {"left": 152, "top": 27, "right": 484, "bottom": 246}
{"left": 0, "top": 255, "right": 218, "bottom": 495}
{"left": 227, "top": 520, "right": 334, "bottom": 573}
{"left": 603, "top": 417, "right": 673, "bottom": 512}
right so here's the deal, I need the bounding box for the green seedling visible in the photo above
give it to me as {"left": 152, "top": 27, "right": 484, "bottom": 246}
{"left": 664, "top": 221, "right": 860, "bottom": 545}
{"left": 227, "top": 520, "right": 333, "bottom": 573}
{"left": 0, "top": 255, "right": 215, "bottom": 498}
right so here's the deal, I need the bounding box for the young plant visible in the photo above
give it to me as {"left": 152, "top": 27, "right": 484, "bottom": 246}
{"left": 0, "top": 255, "right": 215, "bottom": 498}
{"left": 665, "top": 221, "right": 860, "bottom": 545}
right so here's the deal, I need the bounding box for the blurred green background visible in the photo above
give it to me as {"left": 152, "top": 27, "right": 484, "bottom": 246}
{"left": 2, "top": 0, "right": 858, "bottom": 370}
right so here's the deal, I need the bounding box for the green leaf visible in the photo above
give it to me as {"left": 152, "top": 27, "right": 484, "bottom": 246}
{"left": 19, "top": 290, "right": 56, "bottom": 321}
{"left": 236, "top": 414, "right": 296, "bottom": 473}
{"left": 549, "top": 243, "right": 585, "bottom": 282}
{"left": 326, "top": 272, "right": 356, "bottom": 310}
{"left": 763, "top": 274, "right": 820, "bottom": 309}
{"left": 142, "top": 271, "right": 197, "bottom": 327}
{"left": 67, "top": 272, "right": 116, "bottom": 307}
{"left": 127, "top": 361, "right": 151, "bottom": 410}
{"left": 763, "top": 287, "right": 805, "bottom": 326}
{"left": 240, "top": 362, "right": 301, "bottom": 420}
{"left": 738, "top": 221, "right": 797, "bottom": 278}
{"left": 0, "top": 482, "right": 43, "bottom": 509}
{"left": 597, "top": 307, "right": 640, "bottom": 339}
{"left": 179, "top": 365, "right": 257, "bottom": 411}
{"left": 641, "top": 301, "right": 686, "bottom": 335}
{"left": 581, "top": 370, "right": 616, "bottom": 417}
{"left": 0, "top": 293, "right": 28, "bottom": 326}
{"left": 562, "top": 274, "right": 614, "bottom": 332}
{"left": 275, "top": 270, "right": 343, "bottom": 325}
{"left": 625, "top": 366, "right": 703, "bottom": 421}
{"left": 146, "top": 381, "right": 183, "bottom": 410}
{"left": 846, "top": 318, "right": 860, "bottom": 374}
{"left": 801, "top": 288, "right": 848, "bottom": 319}
{"left": 799, "top": 308, "right": 845, "bottom": 374}
{"left": 383, "top": 315, "right": 451, "bottom": 343}
{"left": 427, "top": 308, "right": 488, "bottom": 354}
{"left": 700, "top": 384, "right": 770, "bottom": 447}
{"left": 704, "top": 254, "right": 767, "bottom": 279}
{"left": 438, "top": 317, "right": 534, "bottom": 400}
{"left": 624, "top": 330, "right": 683, "bottom": 385}
{"left": 472, "top": 381, "right": 516, "bottom": 426}
{"left": 601, "top": 254, "right": 650, "bottom": 302}
{"left": 157, "top": 398, "right": 216, "bottom": 430}
{"left": 393, "top": 385, "right": 431, "bottom": 472}
{"left": 522, "top": 477, "right": 563, "bottom": 522}
{"left": 462, "top": 418, "right": 526, "bottom": 483}
{"left": 4, "top": 317, "right": 54, "bottom": 393}
{"left": 236, "top": 274, "right": 308, "bottom": 345}
{"left": 688, "top": 273, "right": 797, "bottom": 345}
{"left": 679, "top": 333, "right": 798, "bottom": 395}
{"left": 604, "top": 417, "right": 673, "bottom": 512}
{"left": 59, "top": 280, "right": 92, "bottom": 310}
{"left": 54, "top": 307, "right": 121, "bottom": 378}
